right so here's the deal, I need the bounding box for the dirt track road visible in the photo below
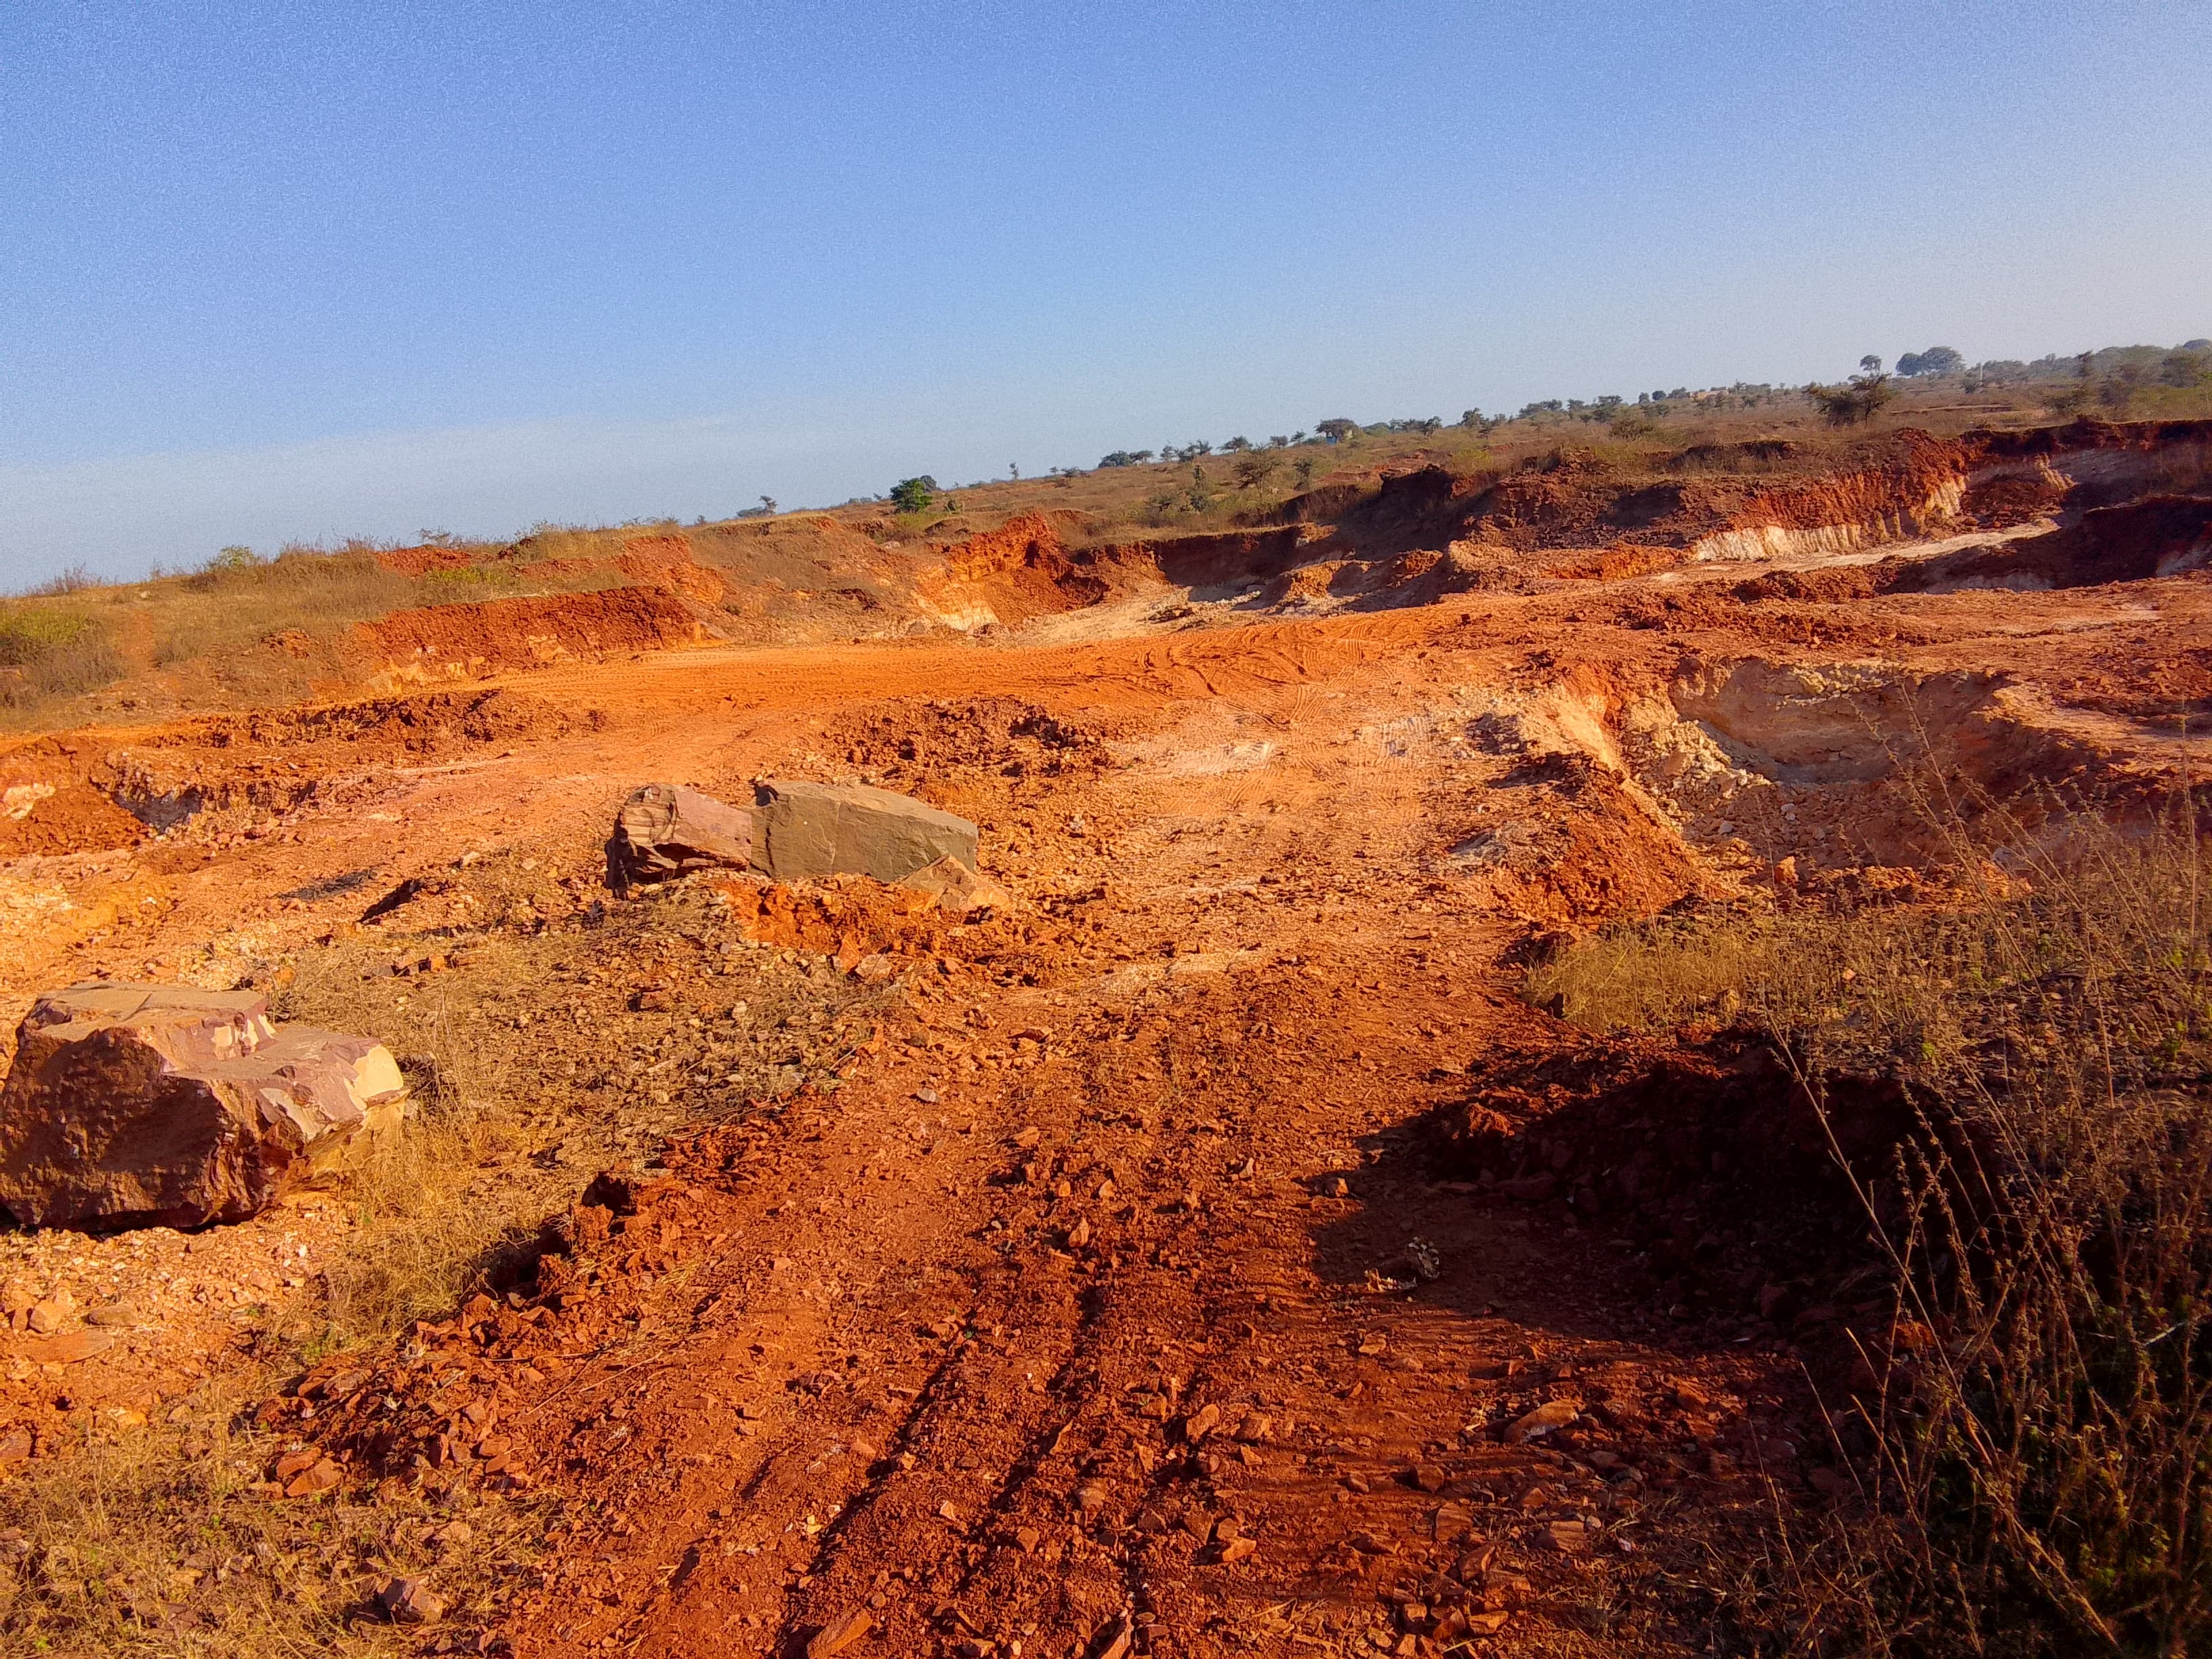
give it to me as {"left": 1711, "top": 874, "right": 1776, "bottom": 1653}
{"left": 430, "top": 608, "right": 1778, "bottom": 1659}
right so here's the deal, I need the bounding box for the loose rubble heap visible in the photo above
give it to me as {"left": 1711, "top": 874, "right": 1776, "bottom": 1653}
{"left": 0, "top": 984, "right": 408, "bottom": 1231}
{"left": 609, "top": 777, "right": 984, "bottom": 888}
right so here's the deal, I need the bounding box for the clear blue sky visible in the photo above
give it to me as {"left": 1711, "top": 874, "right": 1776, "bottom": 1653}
{"left": 3, "top": 1, "right": 2209, "bottom": 581}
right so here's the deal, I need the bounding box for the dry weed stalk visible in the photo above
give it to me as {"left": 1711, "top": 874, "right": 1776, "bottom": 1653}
{"left": 1535, "top": 760, "right": 2212, "bottom": 1653}
{"left": 0, "top": 1369, "right": 553, "bottom": 1657}
{"left": 1793, "top": 798, "right": 2212, "bottom": 1657}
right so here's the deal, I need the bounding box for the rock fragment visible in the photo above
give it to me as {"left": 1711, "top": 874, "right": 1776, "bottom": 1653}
{"left": 375, "top": 1576, "right": 445, "bottom": 1624}
{"left": 1547, "top": 1518, "right": 1591, "bottom": 1553}
{"left": 0, "top": 984, "right": 408, "bottom": 1230}
{"left": 1087, "top": 1613, "right": 1134, "bottom": 1659}
{"left": 284, "top": 1457, "right": 343, "bottom": 1498}
{"left": 1505, "top": 1399, "right": 1580, "bottom": 1443}
{"left": 898, "top": 855, "right": 1013, "bottom": 917}
{"left": 806, "top": 1608, "right": 875, "bottom": 1658}
{"left": 607, "top": 784, "right": 756, "bottom": 886}
{"left": 26, "top": 1288, "right": 73, "bottom": 1334}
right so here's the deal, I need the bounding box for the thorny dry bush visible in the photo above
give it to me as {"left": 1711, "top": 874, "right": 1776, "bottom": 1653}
{"left": 1537, "top": 800, "right": 2212, "bottom": 1656}
{"left": 0, "top": 879, "right": 883, "bottom": 1654}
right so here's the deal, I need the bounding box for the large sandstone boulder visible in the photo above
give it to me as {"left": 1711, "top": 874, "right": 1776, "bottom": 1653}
{"left": 607, "top": 779, "right": 981, "bottom": 888}
{"left": 0, "top": 984, "right": 409, "bottom": 1231}
{"left": 608, "top": 783, "right": 757, "bottom": 887}
{"left": 754, "top": 779, "right": 979, "bottom": 882}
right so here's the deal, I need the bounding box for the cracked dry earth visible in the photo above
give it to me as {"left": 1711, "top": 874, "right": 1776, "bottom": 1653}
{"left": 12, "top": 549, "right": 2212, "bottom": 1658}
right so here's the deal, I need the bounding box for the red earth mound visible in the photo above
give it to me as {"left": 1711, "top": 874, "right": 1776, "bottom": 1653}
{"left": 0, "top": 783, "right": 148, "bottom": 858}
{"left": 510, "top": 539, "right": 729, "bottom": 605}
{"left": 1273, "top": 432, "right": 1971, "bottom": 567}
{"left": 358, "top": 587, "right": 706, "bottom": 680}
{"left": 613, "top": 534, "right": 728, "bottom": 605}
{"left": 1732, "top": 495, "right": 2212, "bottom": 605}
{"left": 136, "top": 687, "right": 578, "bottom": 757}
{"left": 1903, "top": 494, "right": 2212, "bottom": 591}
{"left": 913, "top": 513, "right": 1115, "bottom": 626}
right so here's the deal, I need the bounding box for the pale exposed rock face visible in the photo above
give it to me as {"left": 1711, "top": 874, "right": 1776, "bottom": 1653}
{"left": 754, "top": 779, "right": 979, "bottom": 883}
{"left": 0, "top": 984, "right": 408, "bottom": 1231}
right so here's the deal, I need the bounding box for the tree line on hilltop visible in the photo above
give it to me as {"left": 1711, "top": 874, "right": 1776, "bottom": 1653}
{"left": 843, "top": 335, "right": 2210, "bottom": 522}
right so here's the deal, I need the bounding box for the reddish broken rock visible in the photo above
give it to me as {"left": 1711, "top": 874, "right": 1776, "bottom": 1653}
{"left": 1087, "top": 1613, "right": 1134, "bottom": 1659}
{"left": 0, "top": 983, "right": 409, "bottom": 1231}
{"left": 609, "top": 778, "right": 981, "bottom": 889}
{"left": 806, "top": 1608, "right": 874, "bottom": 1658}
{"left": 375, "top": 1575, "right": 445, "bottom": 1624}
{"left": 898, "top": 854, "right": 1013, "bottom": 917}
{"left": 609, "top": 783, "right": 757, "bottom": 886}
{"left": 1505, "top": 1399, "right": 1580, "bottom": 1443}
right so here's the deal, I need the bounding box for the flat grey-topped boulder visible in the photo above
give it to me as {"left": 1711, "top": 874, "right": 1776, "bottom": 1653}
{"left": 754, "top": 779, "right": 979, "bottom": 883}
{"left": 609, "top": 783, "right": 757, "bottom": 886}
{"left": 0, "top": 983, "right": 409, "bottom": 1231}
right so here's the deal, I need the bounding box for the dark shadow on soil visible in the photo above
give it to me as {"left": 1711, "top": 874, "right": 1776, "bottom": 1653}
{"left": 1307, "top": 1027, "right": 1903, "bottom": 1373}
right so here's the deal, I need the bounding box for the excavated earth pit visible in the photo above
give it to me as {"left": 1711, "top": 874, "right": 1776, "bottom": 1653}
{"left": 0, "top": 417, "right": 2210, "bottom": 1658}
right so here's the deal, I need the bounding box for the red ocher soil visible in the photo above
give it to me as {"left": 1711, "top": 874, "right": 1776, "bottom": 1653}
{"left": 5, "top": 415, "right": 2212, "bottom": 1659}
{"left": 360, "top": 588, "right": 708, "bottom": 680}
{"left": 0, "top": 785, "right": 147, "bottom": 860}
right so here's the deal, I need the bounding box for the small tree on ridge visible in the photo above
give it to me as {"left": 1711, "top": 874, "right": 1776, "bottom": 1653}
{"left": 889, "top": 476, "right": 937, "bottom": 514}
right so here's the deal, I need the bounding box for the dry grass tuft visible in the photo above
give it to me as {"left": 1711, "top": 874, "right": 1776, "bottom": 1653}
{"left": 1524, "top": 902, "right": 1802, "bottom": 1032}
{"left": 265, "top": 935, "right": 573, "bottom": 1353}
{"left": 151, "top": 550, "right": 424, "bottom": 670}
{"left": 0, "top": 604, "right": 126, "bottom": 715}
{"left": 0, "top": 879, "right": 876, "bottom": 1654}
{"left": 1536, "top": 804, "right": 2212, "bottom": 1655}
{"left": 0, "top": 1369, "right": 558, "bottom": 1657}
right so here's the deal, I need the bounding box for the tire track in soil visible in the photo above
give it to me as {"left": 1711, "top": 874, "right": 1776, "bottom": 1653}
{"left": 485, "top": 924, "right": 1770, "bottom": 1659}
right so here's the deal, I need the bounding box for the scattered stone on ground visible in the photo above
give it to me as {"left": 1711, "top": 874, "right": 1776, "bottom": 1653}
{"left": 897, "top": 854, "right": 1014, "bottom": 917}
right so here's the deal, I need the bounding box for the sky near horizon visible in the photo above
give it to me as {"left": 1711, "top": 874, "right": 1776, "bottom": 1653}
{"left": 3, "top": 1, "right": 2209, "bottom": 583}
